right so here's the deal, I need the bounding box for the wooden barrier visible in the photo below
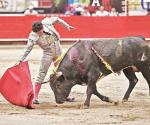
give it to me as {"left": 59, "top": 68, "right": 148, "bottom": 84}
{"left": 0, "top": 15, "right": 149, "bottom": 42}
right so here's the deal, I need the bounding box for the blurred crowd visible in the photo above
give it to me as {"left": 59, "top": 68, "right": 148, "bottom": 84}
{"left": 64, "top": 4, "right": 119, "bottom": 16}
{"left": 22, "top": 0, "right": 150, "bottom": 16}
{"left": 24, "top": 4, "right": 119, "bottom": 16}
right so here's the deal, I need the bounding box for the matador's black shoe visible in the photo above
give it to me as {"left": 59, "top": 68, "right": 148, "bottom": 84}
{"left": 33, "top": 99, "right": 40, "bottom": 104}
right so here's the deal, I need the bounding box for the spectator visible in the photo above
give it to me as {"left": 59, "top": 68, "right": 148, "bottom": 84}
{"left": 109, "top": 8, "right": 119, "bottom": 16}
{"left": 49, "top": 1, "right": 57, "bottom": 13}
{"left": 102, "top": 0, "right": 112, "bottom": 11}
{"left": 0, "top": 0, "right": 4, "bottom": 8}
{"left": 147, "top": 9, "right": 150, "bottom": 16}
{"left": 65, "top": 4, "right": 76, "bottom": 15}
{"left": 24, "top": 6, "right": 38, "bottom": 15}
{"left": 81, "top": 7, "right": 91, "bottom": 16}
{"left": 74, "top": 4, "right": 84, "bottom": 15}
{"left": 94, "top": 6, "right": 109, "bottom": 16}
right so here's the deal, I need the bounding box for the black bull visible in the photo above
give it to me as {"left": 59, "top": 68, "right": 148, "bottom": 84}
{"left": 49, "top": 37, "right": 150, "bottom": 107}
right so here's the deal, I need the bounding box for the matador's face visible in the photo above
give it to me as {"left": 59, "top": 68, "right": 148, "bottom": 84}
{"left": 37, "top": 28, "right": 44, "bottom": 36}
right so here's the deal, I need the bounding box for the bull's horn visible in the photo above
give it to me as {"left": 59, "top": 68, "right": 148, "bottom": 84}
{"left": 41, "top": 79, "right": 50, "bottom": 84}
{"left": 56, "top": 71, "right": 63, "bottom": 77}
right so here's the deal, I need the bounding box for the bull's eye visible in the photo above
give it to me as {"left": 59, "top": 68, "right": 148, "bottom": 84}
{"left": 64, "top": 89, "right": 68, "bottom": 97}
{"left": 56, "top": 83, "right": 60, "bottom": 89}
{"left": 64, "top": 90, "right": 67, "bottom": 94}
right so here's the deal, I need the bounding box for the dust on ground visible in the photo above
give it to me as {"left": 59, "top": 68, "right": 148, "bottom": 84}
{"left": 0, "top": 44, "right": 150, "bottom": 125}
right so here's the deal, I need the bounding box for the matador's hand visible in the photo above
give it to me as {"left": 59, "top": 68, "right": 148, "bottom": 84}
{"left": 14, "top": 60, "right": 22, "bottom": 66}
{"left": 67, "top": 26, "right": 75, "bottom": 31}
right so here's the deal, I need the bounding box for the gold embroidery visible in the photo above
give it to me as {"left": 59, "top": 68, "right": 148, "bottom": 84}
{"left": 45, "top": 34, "right": 57, "bottom": 44}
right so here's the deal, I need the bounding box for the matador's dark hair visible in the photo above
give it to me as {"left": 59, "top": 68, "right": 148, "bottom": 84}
{"left": 32, "top": 21, "right": 43, "bottom": 32}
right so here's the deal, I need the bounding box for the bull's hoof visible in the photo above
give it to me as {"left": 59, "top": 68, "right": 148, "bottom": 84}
{"left": 122, "top": 99, "right": 128, "bottom": 103}
{"left": 66, "top": 97, "right": 75, "bottom": 102}
{"left": 112, "top": 101, "right": 119, "bottom": 106}
{"left": 109, "top": 98, "right": 119, "bottom": 106}
{"left": 80, "top": 105, "right": 89, "bottom": 109}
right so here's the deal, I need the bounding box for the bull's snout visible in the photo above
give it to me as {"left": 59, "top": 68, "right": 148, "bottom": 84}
{"left": 55, "top": 97, "right": 65, "bottom": 104}
{"left": 56, "top": 100, "right": 64, "bottom": 104}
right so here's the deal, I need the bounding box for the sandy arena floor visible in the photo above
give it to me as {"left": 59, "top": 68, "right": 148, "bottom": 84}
{"left": 0, "top": 44, "right": 150, "bottom": 125}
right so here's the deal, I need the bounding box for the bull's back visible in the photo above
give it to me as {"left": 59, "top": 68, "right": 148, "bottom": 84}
{"left": 59, "top": 36, "right": 146, "bottom": 74}
{"left": 91, "top": 37, "right": 146, "bottom": 72}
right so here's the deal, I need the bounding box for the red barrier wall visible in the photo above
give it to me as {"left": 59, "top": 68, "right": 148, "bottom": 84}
{"left": 0, "top": 15, "right": 150, "bottom": 40}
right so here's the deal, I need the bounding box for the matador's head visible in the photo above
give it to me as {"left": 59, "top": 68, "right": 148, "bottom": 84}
{"left": 32, "top": 21, "right": 43, "bottom": 32}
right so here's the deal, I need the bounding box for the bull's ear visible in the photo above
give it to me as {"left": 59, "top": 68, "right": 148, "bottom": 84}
{"left": 49, "top": 73, "right": 57, "bottom": 84}
{"left": 57, "top": 74, "right": 65, "bottom": 82}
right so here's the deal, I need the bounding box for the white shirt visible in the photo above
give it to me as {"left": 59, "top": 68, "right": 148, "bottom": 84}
{"left": 19, "top": 17, "right": 71, "bottom": 61}
{"left": 95, "top": 10, "right": 109, "bottom": 16}
{"left": 24, "top": 9, "right": 38, "bottom": 15}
